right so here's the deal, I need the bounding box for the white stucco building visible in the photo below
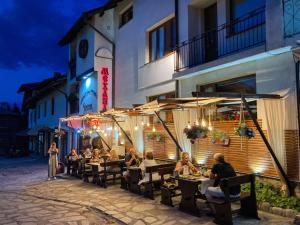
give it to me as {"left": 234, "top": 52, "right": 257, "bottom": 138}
{"left": 18, "top": 73, "right": 68, "bottom": 157}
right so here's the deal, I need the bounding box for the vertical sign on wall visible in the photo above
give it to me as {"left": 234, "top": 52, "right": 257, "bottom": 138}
{"left": 101, "top": 67, "right": 109, "bottom": 111}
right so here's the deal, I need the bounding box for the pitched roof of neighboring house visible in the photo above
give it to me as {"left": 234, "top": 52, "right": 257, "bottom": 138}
{"left": 58, "top": 0, "right": 123, "bottom": 46}
{"left": 18, "top": 73, "right": 67, "bottom": 110}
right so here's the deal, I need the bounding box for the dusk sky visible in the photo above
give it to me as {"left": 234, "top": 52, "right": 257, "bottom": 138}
{"left": 0, "top": 0, "right": 106, "bottom": 105}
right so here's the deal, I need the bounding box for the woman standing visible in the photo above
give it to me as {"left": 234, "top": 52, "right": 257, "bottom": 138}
{"left": 48, "top": 142, "right": 59, "bottom": 180}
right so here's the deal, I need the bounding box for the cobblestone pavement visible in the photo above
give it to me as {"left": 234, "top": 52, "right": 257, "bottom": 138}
{"left": 0, "top": 156, "right": 295, "bottom": 225}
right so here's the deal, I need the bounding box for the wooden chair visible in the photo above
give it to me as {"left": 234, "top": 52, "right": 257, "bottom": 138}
{"left": 99, "top": 160, "right": 123, "bottom": 188}
{"left": 142, "top": 163, "right": 176, "bottom": 200}
{"left": 208, "top": 174, "right": 259, "bottom": 225}
{"left": 159, "top": 166, "right": 181, "bottom": 206}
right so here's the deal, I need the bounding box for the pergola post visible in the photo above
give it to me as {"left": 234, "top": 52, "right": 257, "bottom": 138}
{"left": 242, "top": 97, "right": 294, "bottom": 196}
{"left": 154, "top": 111, "right": 184, "bottom": 159}
{"left": 111, "top": 116, "right": 133, "bottom": 145}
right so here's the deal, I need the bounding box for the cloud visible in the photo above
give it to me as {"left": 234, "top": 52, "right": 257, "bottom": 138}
{"left": 0, "top": 0, "right": 106, "bottom": 71}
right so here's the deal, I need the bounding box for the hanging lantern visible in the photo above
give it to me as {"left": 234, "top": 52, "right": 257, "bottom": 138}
{"left": 152, "top": 123, "right": 156, "bottom": 132}
{"left": 141, "top": 121, "right": 145, "bottom": 126}
{"left": 104, "top": 133, "right": 108, "bottom": 137}
{"left": 89, "top": 130, "right": 93, "bottom": 135}
{"left": 187, "top": 122, "right": 191, "bottom": 129}
{"left": 134, "top": 125, "right": 139, "bottom": 131}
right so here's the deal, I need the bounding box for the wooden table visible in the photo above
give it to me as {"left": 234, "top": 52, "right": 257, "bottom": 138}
{"left": 176, "top": 175, "right": 213, "bottom": 216}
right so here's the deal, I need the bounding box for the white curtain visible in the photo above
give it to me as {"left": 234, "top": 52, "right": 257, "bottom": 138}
{"left": 125, "top": 116, "right": 148, "bottom": 157}
{"left": 172, "top": 109, "right": 196, "bottom": 156}
{"left": 258, "top": 88, "right": 298, "bottom": 174}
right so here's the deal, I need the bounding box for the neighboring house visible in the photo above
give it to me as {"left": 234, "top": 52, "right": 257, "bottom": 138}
{"left": 18, "top": 73, "right": 68, "bottom": 158}
{"left": 59, "top": 2, "right": 117, "bottom": 151}
{"left": 0, "top": 103, "right": 26, "bottom": 156}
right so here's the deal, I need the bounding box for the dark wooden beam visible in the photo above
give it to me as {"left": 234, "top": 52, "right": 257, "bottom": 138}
{"left": 95, "top": 131, "right": 111, "bottom": 151}
{"left": 154, "top": 111, "right": 183, "bottom": 160}
{"left": 192, "top": 92, "right": 281, "bottom": 99}
{"left": 242, "top": 97, "right": 293, "bottom": 196}
{"left": 111, "top": 116, "right": 133, "bottom": 145}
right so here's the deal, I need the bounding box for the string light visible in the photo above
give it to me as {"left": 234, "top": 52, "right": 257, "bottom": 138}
{"left": 104, "top": 133, "right": 108, "bottom": 137}
{"left": 201, "top": 119, "right": 207, "bottom": 127}
{"left": 134, "top": 125, "right": 139, "bottom": 131}
{"left": 89, "top": 130, "right": 93, "bottom": 135}
{"left": 152, "top": 123, "right": 156, "bottom": 132}
{"left": 93, "top": 125, "right": 97, "bottom": 130}
{"left": 195, "top": 119, "right": 199, "bottom": 126}
{"left": 147, "top": 122, "right": 150, "bottom": 127}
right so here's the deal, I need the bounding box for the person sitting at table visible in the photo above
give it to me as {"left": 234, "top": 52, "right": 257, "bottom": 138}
{"left": 138, "top": 151, "right": 159, "bottom": 185}
{"left": 67, "top": 148, "right": 79, "bottom": 175}
{"left": 205, "top": 153, "right": 240, "bottom": 215}
{"left": 123, "top": 147, "right": 139, "bottom": 180}
{"left": 91, "top": 149, "right": 101, "bottom": 162}
{"left": 125, "top": 147, "right": 138, "bottom": 167}
{"left": 83, "top": 148, "right": 92, "bottom": 159}
{"left": 175, "top": 152, "right": 198, "bottom": 175}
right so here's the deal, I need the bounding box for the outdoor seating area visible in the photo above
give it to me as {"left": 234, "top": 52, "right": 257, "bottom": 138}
{"left": 56, "top": 92, "right": 300, "bottom": 224}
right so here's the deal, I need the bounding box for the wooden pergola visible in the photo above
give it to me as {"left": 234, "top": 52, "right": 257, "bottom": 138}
{"left": 58, "top": 93, "right": 293, "bottom": 195}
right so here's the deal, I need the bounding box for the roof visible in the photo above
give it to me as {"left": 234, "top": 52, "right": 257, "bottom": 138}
{"left": 18, "top": 73, "right": 67, "bottom": 110}
{"left": 58, "top": 0, "right": 123, "bottom": 46}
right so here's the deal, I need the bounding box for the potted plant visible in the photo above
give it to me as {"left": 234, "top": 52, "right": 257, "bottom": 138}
{"left": 147, "top": 133, "right": 154, "bottom": 141}
{"left": 147, "top": 132, "right": 163, "bottom": 142}
{"left": 184, "top": 125, "right": 208, "bottom": 144}
{"left": 211, "top": 130, "right": 230, "bottom": 146}
{"left": 234, "top": 123, "right": 255, "bottom": 139}
{"left": 155, "top": 133, "right": 162, "bottom": 142}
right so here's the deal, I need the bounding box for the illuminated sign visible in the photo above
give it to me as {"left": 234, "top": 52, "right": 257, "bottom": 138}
{"left": 101, "top": 67, "right": 109, "bottom": 111}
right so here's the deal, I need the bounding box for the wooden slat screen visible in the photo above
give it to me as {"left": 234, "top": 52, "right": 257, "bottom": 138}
{"left": 142, "top": 121, "right": 299, "bottom": 181}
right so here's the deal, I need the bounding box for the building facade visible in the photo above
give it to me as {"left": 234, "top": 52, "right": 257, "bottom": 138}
{"left": 18, "top": 74, "right": 68, "bottom": 158}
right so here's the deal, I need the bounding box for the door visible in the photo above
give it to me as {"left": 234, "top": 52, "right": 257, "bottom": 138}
{"left": 204, "top": 3, "right": 218, "bottom": 62}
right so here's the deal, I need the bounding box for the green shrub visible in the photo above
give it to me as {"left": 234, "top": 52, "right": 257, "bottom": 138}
{"left": 241, "top": 182, "right": 300, "bottom": 211}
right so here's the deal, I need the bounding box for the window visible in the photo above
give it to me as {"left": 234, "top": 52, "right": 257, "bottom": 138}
{"left": 38, "top": 105, "right": 41, "bottom": 119}
{"left": 120, "top": 6, "right": 133, "bottom": 28}
{"left": 51, "top": 97, "right": 55, "bottom": 115}
{"left": 149, "top": 18, "right": 176, "bottom": 62}
{"left": 44, "top": 101, "right": 47, "bottom": 117}
{"left": 69, "top": 41, "right": 77, "bottom": 80}
{"left": 34, "top": 110, "right": 37, "bottom": 123}
{"left": 197, "top": 75, "right": 256, "bottom": 94}
{"left": 230, "top": 0, "right": 265, "bottom": 33}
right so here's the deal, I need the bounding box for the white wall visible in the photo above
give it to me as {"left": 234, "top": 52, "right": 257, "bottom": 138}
{"left": 76, "top": 26, "right": 95, "bottom": 76}
{"left": 29, "top": 85, "right": 67, "bottom": 129}
{"left": 114, "top": 0, "right": 176, "bottom": 107}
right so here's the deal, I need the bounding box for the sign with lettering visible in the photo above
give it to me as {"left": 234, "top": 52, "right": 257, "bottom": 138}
{"left": 101, "top": 67, "right": 109, "bottom": 111}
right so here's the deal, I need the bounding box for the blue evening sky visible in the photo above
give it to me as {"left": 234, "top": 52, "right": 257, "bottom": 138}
{"left": 0, "top": 0, "right": 106, "bottom": 105}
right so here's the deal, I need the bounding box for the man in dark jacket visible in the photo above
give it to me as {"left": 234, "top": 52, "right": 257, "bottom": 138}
{"left": 206, "top": 153, "right": 240, "bottom": 215}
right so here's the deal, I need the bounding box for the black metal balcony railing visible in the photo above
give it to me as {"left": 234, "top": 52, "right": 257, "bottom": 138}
{"left": 175, "top": 7, "right": 266, "bottom": 72}
{"left": 283, "top": 0, "right": 300, "bottom": 37}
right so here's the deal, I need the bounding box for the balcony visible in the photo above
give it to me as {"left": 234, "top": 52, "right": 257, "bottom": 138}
{"left": 175, "top": 7, "right": 266, "bottom": 72}
{"left": 283, "top": 0, "right": 300, "bottom": 37}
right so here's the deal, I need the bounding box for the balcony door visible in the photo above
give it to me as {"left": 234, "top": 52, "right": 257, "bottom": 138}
{"left": 204, "top": 3, "right": 218, "bottom": 62}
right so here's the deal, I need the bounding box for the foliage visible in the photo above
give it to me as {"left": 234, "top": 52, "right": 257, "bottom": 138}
{"left": 241, "top": 181, "right": 300, "bottom": 211}
{"left": 211, "top": 130, "right": 229, "bottom": 143}
{"left": 183, "top": 125, "right": 208, "bottom": 144}
{"left": 147, "top": 132, "right": 163, "bottom": 141}
{"left": 234, "top": 123, "right": 255, "bottom": 138}
{"left": 217, "top": 111, "right": 251, "bottom": 121}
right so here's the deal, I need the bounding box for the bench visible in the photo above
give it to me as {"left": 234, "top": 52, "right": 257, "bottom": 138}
{"left": 142, "top": 163, "right": 176, "bottom": 200}
{"left": 99, "top": 159, "right": 123, "bottom": 188}
{"left": 208, "top": 174, "right": 259, "bottom": 225}
{"left": 127, "top": 167, "right": 142, "bottom": 194}
{"left": 159, "top": 166, "right": 181, "bottom": 206}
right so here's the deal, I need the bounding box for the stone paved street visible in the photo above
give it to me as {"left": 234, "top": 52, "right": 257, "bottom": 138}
{"left": 0, "top": 157, "right": 295, "bottom": 225}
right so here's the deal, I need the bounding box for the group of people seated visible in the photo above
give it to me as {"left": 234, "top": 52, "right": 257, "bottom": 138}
{"left": 123, "top": 148, "right": 240, "bottom": 215}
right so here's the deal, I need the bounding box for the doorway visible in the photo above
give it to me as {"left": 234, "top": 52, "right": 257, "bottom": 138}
{"left": 204, "top": 3, "right": 218, "bottom": 62}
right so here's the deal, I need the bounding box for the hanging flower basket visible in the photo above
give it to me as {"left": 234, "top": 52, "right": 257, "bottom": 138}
{"left": 184, "top": 125, "right": 208, "bottom": 144}
{"left": 234, "top": 123, "right": 255, "bottom": 139}
{"left": 211, "top": 130, "right": 230, "bottom": 146}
